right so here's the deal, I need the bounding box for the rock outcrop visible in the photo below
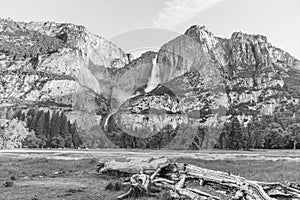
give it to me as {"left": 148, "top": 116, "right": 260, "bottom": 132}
{"left": 0, "top": 19, "right": 129, "bottom": 147}
{"left": 109, "top": 25, "right": 300, "bottom": 149}
{"left": 1, "top": 20, "right": 299, "bottom": 149}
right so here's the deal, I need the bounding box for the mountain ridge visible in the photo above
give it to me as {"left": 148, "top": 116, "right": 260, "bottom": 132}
{"left": 0, "top": 18, "right": 300, "bottom": 150}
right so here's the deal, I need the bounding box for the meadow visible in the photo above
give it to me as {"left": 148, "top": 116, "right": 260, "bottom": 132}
{"left": 0, "top": 149, "right": 299, "bottom": 200}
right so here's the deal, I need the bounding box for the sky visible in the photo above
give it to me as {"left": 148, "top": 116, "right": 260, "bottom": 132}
{"left": 1, "top": 0, "right": 300, "bottom": 58}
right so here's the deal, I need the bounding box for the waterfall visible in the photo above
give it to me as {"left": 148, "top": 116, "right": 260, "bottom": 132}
{"left": 144, "top": 54, "right": 160, "bottom": 93}
{"left": 104, "top": 113, "right": 112, "bottom": 131}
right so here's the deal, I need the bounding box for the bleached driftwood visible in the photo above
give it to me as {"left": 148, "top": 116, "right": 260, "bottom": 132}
{"left": 97, "top": 158, "right": 300, "bottom": 200}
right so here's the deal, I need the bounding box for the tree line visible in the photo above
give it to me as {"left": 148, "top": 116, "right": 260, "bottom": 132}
{"left": 13, "top": 109, "right": 82, "bottom": 148}
{"left": 104, "top": 115, "right": 177, "bottom": 149}
{"left": 219, "top": 108, "right": 300, "bottom": 150}
{"left": 103, "top": 108, "right": 300, "bottom": 150}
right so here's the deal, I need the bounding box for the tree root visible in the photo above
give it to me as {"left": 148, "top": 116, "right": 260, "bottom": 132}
{"left": 98, "top": 160, "right": 300, "bottom": 200}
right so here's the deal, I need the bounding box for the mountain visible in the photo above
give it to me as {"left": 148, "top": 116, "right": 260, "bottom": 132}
{"left": 1, "top": 20, "right": 299, "bottom": 149}
{"left": 0, "top": 19, "right": 131, "bottom": 148}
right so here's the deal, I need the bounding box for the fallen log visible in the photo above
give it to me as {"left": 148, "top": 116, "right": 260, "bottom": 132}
{"left": 98, "top": 158, "right": 300, "bottom": 200}
{"left": 286, "top": 182, "right": 300, "bottom": 191}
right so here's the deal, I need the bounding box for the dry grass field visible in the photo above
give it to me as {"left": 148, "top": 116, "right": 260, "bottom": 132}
{"left": 0, "top": 149, "right": 299, "bottom": 200}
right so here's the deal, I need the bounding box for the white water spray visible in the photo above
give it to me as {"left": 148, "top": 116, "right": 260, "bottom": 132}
{"left": 104, "top": 113, "right": 112, "bottom": 131}
{"left": 144, "top": 54, "right": 160, "bottom": 93}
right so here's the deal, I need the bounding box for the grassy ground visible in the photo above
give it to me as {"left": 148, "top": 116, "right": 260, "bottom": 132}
{"left": 0, "top": 156, "right": 160, "bottom": 200}
{"left": 0, "top": 150, "right": 299, "bottom": 200}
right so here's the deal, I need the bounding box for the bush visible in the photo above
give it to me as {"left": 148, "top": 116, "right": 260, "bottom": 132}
{"left": 3, "top": 179, "right": 14, "bottom": 187}
{"left": 10, "top": 175, "right": 17, "bottom": 181}
{"left": 158, "top": 190, "right": 174, "bottom": 200}
{"left": 105, "top": 180, "right": 124, "bottom": 191}
{"left": 23, "top": 135, "right": 45, "bottom": 148}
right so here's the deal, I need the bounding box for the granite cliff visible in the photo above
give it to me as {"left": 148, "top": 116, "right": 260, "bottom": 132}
{"left": 1, "top": 20, "right": 299, "bottom": 149}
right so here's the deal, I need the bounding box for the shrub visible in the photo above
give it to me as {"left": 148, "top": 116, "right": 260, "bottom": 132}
{"left": 158, "top": 190, "right": 174, "bottom": 200}
{"left": 10, "top": 175, "right": 17, "bottom": 181}
{"left": 105, "top": 180, "right": 124, "bottom": 191}
{"left": 3, "top": 179, "right": 14, "bottom": 187}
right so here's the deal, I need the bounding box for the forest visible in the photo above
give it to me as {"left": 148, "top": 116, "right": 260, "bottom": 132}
{"left": 1, "top": 106, "right": 300, "bottom": 150}
{"left": 218, "top": 105, "right": 300, "bottom": 150}
{"left": 103, "top": 105, "right": 300, "bottom": 150}
{"left": 0, "top": 108, "right": 82, "bottom": 149}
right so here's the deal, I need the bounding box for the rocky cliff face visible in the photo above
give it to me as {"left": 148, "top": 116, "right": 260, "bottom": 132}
{"left": 1, "top": 20, "right": 299, "bottom": 149}
{"left": 0, "top": 19, "right": 130, "bottom": 147}
{"left": 0, "top": 19, "right": 130, "bottom": 106}
{"left": 110, "top": 25, "right": 300, "bottom": 149}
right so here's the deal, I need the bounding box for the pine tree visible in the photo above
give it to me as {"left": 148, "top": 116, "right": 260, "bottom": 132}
{"left": 50, "top": 112, "right": 60, "bottom": 137}
{"left": 36, "top": 112, "right": 47, "bottom": 147}
{"left": 5, "top": 107, "right": 14, "bottom": 120}
{"left": 34, "top": 110, "right": 43, "bottom": 131}
{"left": 221, "top": 117, "right": 243, "bottom": 150}
{"left": 50, "top": 112, "right": 61, "bottom": 147}
{"left": 44, "top": 111, "right": 50, "bottom": 143}
{"left": 29, "top": 109, "right": 42, "bottom": 132}
{"left": 69, "top": 121, "right": 82, "bottom": 148}
{"left": 60, "top": 113, "right": 72, "bottom": 148}
{"left": 229, "top": 117, "right": 243, "bottom": 150}
{"left": 28, "top": 109, "right": 37, "bottom": 131}
{"left": 26, "top": 109, "right": 34, "bottom": 130}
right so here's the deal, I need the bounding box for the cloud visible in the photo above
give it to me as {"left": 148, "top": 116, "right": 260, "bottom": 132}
{"left": 153, "top": 0, "right": 223, "bottom": 29}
